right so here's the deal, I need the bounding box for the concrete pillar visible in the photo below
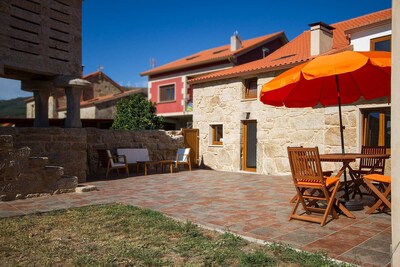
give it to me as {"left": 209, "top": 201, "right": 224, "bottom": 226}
{"left": 391, "top": 1, "right": 400, "bottom": 266}
{"left": 21, "top": 80, "right": 53, "bottom": 127}
{"left": 54, "top": 76, "right": 91, "bottom": 128}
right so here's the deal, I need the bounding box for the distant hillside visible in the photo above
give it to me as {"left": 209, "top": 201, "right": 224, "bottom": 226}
{"left": 0, "top": 97, "right": 28, "bottom": 118}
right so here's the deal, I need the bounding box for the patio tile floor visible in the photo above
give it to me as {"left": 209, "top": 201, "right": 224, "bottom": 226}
{"left": 0, "top": 169, "right": 392, "bottom": 266}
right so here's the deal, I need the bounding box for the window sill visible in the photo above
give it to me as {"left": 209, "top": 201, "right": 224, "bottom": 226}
{"left": 158, "top": 100, "right": 176, "bottom": 104}
{"left": 241, "top": 98, "right": 257, "bottom": 102}
{"left": 209, "top": 144, "right": 223, "bottom": 147}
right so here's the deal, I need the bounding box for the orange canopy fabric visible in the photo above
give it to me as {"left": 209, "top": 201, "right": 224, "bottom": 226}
{"left": 260, "top": 51, "right": 391, "bottom": 107}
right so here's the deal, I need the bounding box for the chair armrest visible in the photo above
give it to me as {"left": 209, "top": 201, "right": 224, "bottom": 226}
{"left": 115, "top": 155, "right": 127, "bottom": 164}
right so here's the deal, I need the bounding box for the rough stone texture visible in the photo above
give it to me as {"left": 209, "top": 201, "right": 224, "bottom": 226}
{"left": 192, "top": 74, "right": 391, "bottom": 176}
{"left": 0, "top": 128, "right": 87, "bottom": 182}
{"left": 0, "top": 128, "right": 184, "bottom": 182}
{"left": 0, "top": 135, "right": 79, "bottom": 201}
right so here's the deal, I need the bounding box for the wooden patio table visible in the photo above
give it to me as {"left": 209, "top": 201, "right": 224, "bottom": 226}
{"left": 137, "top": 160, "right": 174, "bottom": 176}
{"left": 319, "top": 153, "right": 390, "bottom": 218}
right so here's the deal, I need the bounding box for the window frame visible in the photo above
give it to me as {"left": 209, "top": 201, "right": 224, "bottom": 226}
{"left": 370, "top": 35, "right": 391, "bottom": 51}
{"left": 243, "top": 78, "right": 258, "bottom": 100}
{"left": 210, "top": 124, "right": 223, "bottom": 146}
{"left": 361, "top": 107, "right": 391, "bottom": 153}
{"left": 158, "top": 84, "right": 176, "bottom": 103}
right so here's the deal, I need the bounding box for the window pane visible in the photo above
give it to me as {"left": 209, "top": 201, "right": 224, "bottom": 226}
{"left": 385, "top": 110, "right": 391, "bottom": 147}
{"left": 366, "top": 111, "right": 380, "bottom": 146}
{"left": 363, "top": 107, "right": 390, "bottom": 149}
{"left": 244, "top": 78, "right": 257, "bottom": 99}
{"left": 375, "top": 40, "right": 391, "bottom": 52}
{"left": 211, "top": 125, "right": 223, "bottom": 145}
{"left": 159, "top": 85, "right": 175, "bottom": 102}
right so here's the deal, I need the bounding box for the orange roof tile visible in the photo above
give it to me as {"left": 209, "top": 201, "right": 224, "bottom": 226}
{"left": 57, "top": 88, "right": 146, "bottom": 111}
{"left": 189, "top": 8, "right": 391, "bottom": 84}
{"left": 140, "top": 32, "right": 286, "bottom": 76}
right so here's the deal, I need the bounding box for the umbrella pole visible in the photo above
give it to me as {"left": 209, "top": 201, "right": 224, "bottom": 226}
{"left": 336, "top": 76, "right": 349, "bottom": 201}
{"left": 335, "top": 76, "right": 363, "bottom": 210}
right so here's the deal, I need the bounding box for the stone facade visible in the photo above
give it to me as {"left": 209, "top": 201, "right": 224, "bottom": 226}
{"left": 192, "top": 74, "right": 391, "bottom": 176}
{"left": 0, "top": 128, "right": 184, "bottom": 182}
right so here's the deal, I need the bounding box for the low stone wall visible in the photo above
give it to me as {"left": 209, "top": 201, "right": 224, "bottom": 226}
{"left": 0, "top": 128, "right": 184, "bottom": 182}
{"left": 0, "top": 127, "right": 87, "bottom": 181}
{"left": 0, "top": 135, "right": 78, "bottom": 201}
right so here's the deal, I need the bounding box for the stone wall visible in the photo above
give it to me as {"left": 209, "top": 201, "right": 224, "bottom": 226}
{"left": 0, "top": 128, "right": 184, "bottom": 182}
{"left": 192, "top": 73, "right": 391, "bottom": 176}
{"left": 0, "top": 127, "right": 87, "bottom": 181}
{"left": 0, "top": 135, "right": 78, "bottom": 201}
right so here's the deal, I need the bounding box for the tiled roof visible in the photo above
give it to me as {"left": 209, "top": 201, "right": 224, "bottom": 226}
{"left": 83, "top": 71, "right": 125, "bottom": 93}
{"left": 189, "top": 8, "right": 391, "bottom": 84}
{"left": 57, "top": 88, "right": 146, "bottom": 111}
{"left": 140, "top": 32, "right": 286, "bottom": 76}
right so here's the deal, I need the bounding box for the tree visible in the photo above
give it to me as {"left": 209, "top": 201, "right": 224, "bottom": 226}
{"left": 111, "top": 94, "right": 163, "bottom": 130}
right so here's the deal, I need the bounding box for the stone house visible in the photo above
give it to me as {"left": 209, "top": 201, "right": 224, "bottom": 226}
{"left": 189, "top": 8, "right": 392, "bottom": 175}
{"left": 26, "top": 71, "right": 147, "bottom": 120}
{"left": 140, "top": 32, "right": 288, "bottom": 130}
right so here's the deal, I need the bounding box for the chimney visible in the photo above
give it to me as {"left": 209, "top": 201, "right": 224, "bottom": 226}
{"left": 230, "top": 31, "right": 242, "bottom": 51}
{"left": 309, "top": 22, "right": 335, "bottom": 56}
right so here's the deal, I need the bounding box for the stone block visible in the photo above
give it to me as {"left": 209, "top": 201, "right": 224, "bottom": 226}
{"left": 0, "top": 135, "right": 13, "bottom": 149}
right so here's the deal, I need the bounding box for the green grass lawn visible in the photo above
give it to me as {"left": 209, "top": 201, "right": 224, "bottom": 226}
{"left": 0, "top": 204, "right": 354, "bottom": 267}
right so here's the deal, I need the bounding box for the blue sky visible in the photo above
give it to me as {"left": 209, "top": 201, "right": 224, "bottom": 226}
{"left": 0, "top": 0, "right": 391, "bottom": 99}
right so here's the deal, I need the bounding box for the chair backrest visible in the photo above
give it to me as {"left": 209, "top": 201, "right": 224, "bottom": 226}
{"left": 97, "top": 149, "right": 110, "bottom": 167}
{"left": 287, "top": 147, "right": 325, "bottom": 185}
{"left": 176, "top": 148, "right": 190, "bottom": 163}
{"left": 359, "top": 146, "right": 386, "bottom": 174}
{"left": 106, "top": 149, "right": 116, "bottom": 165}
{"left": 116, "top": 148, "right": 149, "bottom": 163}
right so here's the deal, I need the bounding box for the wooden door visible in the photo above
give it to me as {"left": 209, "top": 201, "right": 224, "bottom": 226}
{"left": 182, "top": 128, "right": 199, "bottom": 167}
{"left": 243, "top": 121, "right": 257, "bottom": 172}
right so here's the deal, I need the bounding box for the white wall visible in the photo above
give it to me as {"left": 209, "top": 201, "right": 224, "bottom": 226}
{"left": 350, "top": 23, "right": 391, "bottom": 51}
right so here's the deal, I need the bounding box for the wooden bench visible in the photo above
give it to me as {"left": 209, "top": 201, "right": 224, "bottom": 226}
{"left": 116, "top": 148, "right": 150, "bottom": 173}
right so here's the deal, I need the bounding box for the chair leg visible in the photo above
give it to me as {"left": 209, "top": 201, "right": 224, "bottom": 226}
{"left": 321, "top": 182, "right": 339, "bottom": 226}
{"left": 125, "top": 166, "right": 129, "bottom": 177}
{"left": 364, "top": 179, "right": 391, "bottom": 214}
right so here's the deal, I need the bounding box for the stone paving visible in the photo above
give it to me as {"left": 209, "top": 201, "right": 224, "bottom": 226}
{"left": 0, "top": 169, "right": 392, "bottom": 267}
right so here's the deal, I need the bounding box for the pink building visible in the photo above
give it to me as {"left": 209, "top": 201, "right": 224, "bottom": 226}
{"left": 141, "top": 32, "right": 288, "bottom": 129}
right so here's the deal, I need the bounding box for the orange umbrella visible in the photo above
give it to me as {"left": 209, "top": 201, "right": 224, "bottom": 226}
{"left": 260, "top": 51, "right": 391, "bottom": 204}
{"left": 260, "top": 50, "right": 391, "bottom": 152}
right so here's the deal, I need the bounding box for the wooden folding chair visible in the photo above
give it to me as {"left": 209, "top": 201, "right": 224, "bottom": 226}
{"left": 97, "top": 149, "right": 129, "bottom": 179}
{"left": 287, "top": 147, "right": 340, "bottom": 226}
{"left": 363, "top": 174, "right": 391, "bottom": 214}
{"left": 173, "top": 148, "right": 191, "bottom": 171}
{"left": 350, "top": 146, "right": 386, "bottom": 198}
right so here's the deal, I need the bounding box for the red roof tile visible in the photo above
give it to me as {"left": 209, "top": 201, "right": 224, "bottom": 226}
{"left": 189, "top": 8, "right": 391, "bottom": 84}
{"left": 140, "top": 32, "right": 286, "bottom": 76}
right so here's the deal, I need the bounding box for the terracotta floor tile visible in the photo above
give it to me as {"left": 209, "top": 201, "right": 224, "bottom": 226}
{"left": 339, "top": 246, "right": 390, "bottom": 267}
{"left": 0, "top": 169, "right": 392, "bottom": 266}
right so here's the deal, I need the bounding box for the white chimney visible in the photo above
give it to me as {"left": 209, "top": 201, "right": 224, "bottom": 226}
{"left": 309, "top": 22, "right": 335, "bottom": 56}
{"left": 230, "top": 31, "right": 242, "bottom": 51}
